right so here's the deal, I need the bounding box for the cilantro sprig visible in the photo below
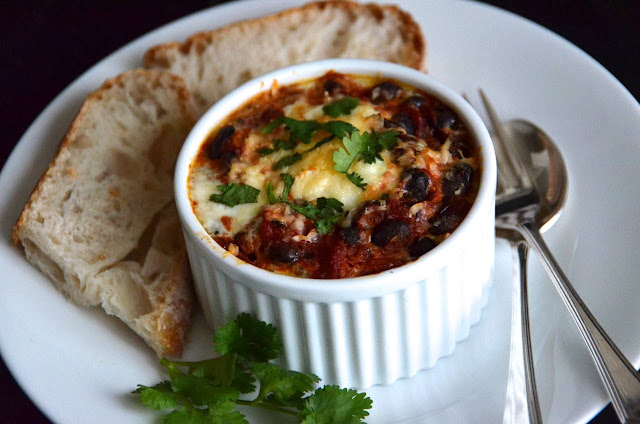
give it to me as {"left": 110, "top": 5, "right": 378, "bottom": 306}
{"left": 322, "top": 97, "right": 359, "bottom": 118}
{"left": 263, "top": 118, "right": 355, "bottom": 149}
{"left": 210, "top": 183, "right": 260, "bottom": 207}
{"left": 360, "top": 130, "right": 400, "bottom": 164}
{"left": 261, "top": 116, "right": 397, "bottom": 192}
{"left": 265, "top": 175, "right": 344, "bottom": 235}
{"left": 262, "top": 117, "right": 321, "bottom": 144}
{"left": 286, "top": 197, "right": 344, "bottom": 235}
{"left": 333, "top": 130, "right": 370, "bottom": 173}
{"left": 266, "top": 173, "right": 295, "bottom": 205}
{"left": 262, "top": 118, "right": 357, "bottom": 172}
{"left": 134, "top": 313, "right": 372, "bottom": 424}
{"left": 331, "top": 129, "right": 400, "bottom": 190}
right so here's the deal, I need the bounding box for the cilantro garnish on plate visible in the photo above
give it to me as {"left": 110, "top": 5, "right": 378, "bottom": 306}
{"left": 133, "top": 313, "right": 373, "bottom": 424}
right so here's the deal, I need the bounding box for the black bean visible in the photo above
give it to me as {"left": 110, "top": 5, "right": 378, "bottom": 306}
{"left": 402, "top": 95, "right": 425, "bottom": 108}
{"left": 449, "top": 138, "right": 473, "bottom": 159}
{"left": 389, "top": 113, "right": 416, "bottom": 136}
{"left": 341, "top": 227, "right": 359, "bottom": 246}
{"left": 371, "top": 82, "right": 402, "bottom": 103}
{"left": 409, "top": 237, "right": 437, "bottom": 258}
{"left": 267, "top": 242, "right": 300, "bottom": 263}
{"left": 436, "top": 109, "right": 457, "bottom": 129}
{"left": 442, "top": 163, "right": 473, "bottom": 197}
{"left": 371, "top": 220, "right": 410, "bottom": 247}
{"left": 404, "top": 169, "right": 430, "bottom": 202}
{"left": 208, "top": 125, "right": 235, "bottom": 160}
{"left": 323, "top": 79, "right": 342, "bottom": 95}
{"left": 430, "top": 203, "right": 465, "bottom": 235}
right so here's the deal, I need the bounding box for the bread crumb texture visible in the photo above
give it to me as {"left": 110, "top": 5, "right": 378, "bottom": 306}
{"left": 13, "top": 69, "right": 197, "bottom": 357}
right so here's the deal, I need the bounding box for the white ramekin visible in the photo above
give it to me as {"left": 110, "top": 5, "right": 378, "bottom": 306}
{"left": 175, "top": 59, "right": 496, "bottom": 389}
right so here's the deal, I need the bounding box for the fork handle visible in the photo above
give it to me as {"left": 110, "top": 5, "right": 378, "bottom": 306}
{"left": 517, "top": 220, "right": 640, "bottom": 423}
{"left": 503, "top": 239, "right": 543, "bottom": 424}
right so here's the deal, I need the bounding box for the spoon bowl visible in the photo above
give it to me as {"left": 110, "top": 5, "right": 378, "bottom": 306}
{"left": 500, "top": 119, "right": 568, "bottom": 233}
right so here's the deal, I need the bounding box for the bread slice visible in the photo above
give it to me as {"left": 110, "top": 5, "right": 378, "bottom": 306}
{"left": 13, "top": 69, "right": 197, "bottom": 357}
{"left": 143, "top": 1, "right": 425, "bottom": 114}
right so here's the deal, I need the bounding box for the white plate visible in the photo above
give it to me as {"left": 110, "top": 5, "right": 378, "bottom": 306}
{"left": 1, "top": 1, "right": 639, "bottom": 423}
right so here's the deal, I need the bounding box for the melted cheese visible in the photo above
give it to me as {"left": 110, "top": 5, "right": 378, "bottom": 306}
{"left": 190, "top": 167, "right": 267, "bottom": 235}
{"left": 191, "top": 91, "right": 404, "bottom": 236}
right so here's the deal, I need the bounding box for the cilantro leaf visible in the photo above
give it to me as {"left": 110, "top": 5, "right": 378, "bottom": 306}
{"left": 134, "top": 382, "right": 180, "bottom": 411}
{"left": 252, "top": 362, "right": 319, "bottom": 403}
{"left": 164, "top": 406, "right": 247, "bottom": 424}
{"left": 262, "top": 118, "right": 283, "bottom": 134}
{"left": 170, "top": 374, "right": 239, "bottom": 406}
{"left": 273, "top": 153, "right": 302, "bottom": 170}
{"left": 309, "top": 135, "right": 336, "bottom": 152}
{"left": 164, "top": 408, "right": 203, "bottom": 424}
{"left": 287, "top": 197, "right": 344, "bottom": 235}
{"left": 360, "top": 130, "right": 399, "bottom": 164}
{"left": 214, "top": 313, "right": 282, "bottom": 362}
{"left": 206, "top": 400, "right": 248, "bottom": 424}
{"left": 210, "top": 183, "right": 260, "bottom": 207}
{"left": 314, "top": 198, "right": 344, "bottom": 235}
{"left": 346, "top": 172, "right": 367, "bottom": 190}
{"left": 232, "top": 366, "right": 257, "bottom": 394}
{"left": 321, "top": 121, "right": 357, "bottom": 140}
{"left": 258, "top": 147, "right": 275, "bottom": 156}
{"left": 333, "top": 130, "right": 370, "bottom": 173}
{"left": 163, "top": 354, "right": 236, "bottom": 386}
{"left": 322, "top": 97, "right": 359, "bottom": 118}
{"left": 300, "top": 385, "right": 373, "bottom": 424}
{"left": 274, "top": 138, "right": 297, "bottom": 150}
{"left": 263, "top": 117, "right": 322, "bottom": 144}
{"left": 280, "top": 173, "right": 294, "bottom": 201}
{"left": 259, "top": 139, "right": 296, "bottom": 156}
{"left": 266, "top": 181, "right": 277, "bottom": 205}
{"left": 266, "top": 174, "right": 294, "bottom": 205}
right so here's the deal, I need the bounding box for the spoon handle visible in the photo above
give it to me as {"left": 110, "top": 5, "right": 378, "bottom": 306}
{"left": 517, "top": 220, "right": 640, "bottom": 423}
{"left": 503, "top": 238, "right": 543, "bottom": 424}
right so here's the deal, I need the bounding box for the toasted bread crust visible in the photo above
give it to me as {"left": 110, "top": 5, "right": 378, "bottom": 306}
{"left": 144, "top": 1, "right": 425, "bottom": 71}
{"left": 143, "top": 1, "right": 426, "bottom": 113}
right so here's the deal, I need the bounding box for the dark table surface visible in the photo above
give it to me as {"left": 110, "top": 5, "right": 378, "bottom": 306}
{"left": 1, "top": 1, "right": 638, "bottom": 423}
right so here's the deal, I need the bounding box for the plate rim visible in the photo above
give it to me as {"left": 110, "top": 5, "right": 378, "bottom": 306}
{"left": 2, "top": 1, "right": 639, "bottom": 423}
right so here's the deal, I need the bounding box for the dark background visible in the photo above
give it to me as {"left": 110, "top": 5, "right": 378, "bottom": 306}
{"left": 1, "top": 1, "right": 638, "bottom": 422}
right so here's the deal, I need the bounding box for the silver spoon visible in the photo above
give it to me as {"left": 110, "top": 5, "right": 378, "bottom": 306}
{"left": 481, "top": 91, "right": 640, "bottom": 423}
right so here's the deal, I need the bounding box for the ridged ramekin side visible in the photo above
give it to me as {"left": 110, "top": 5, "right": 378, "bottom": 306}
{"left": 184, "top": 203, "right": 494, "bottom": 389}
